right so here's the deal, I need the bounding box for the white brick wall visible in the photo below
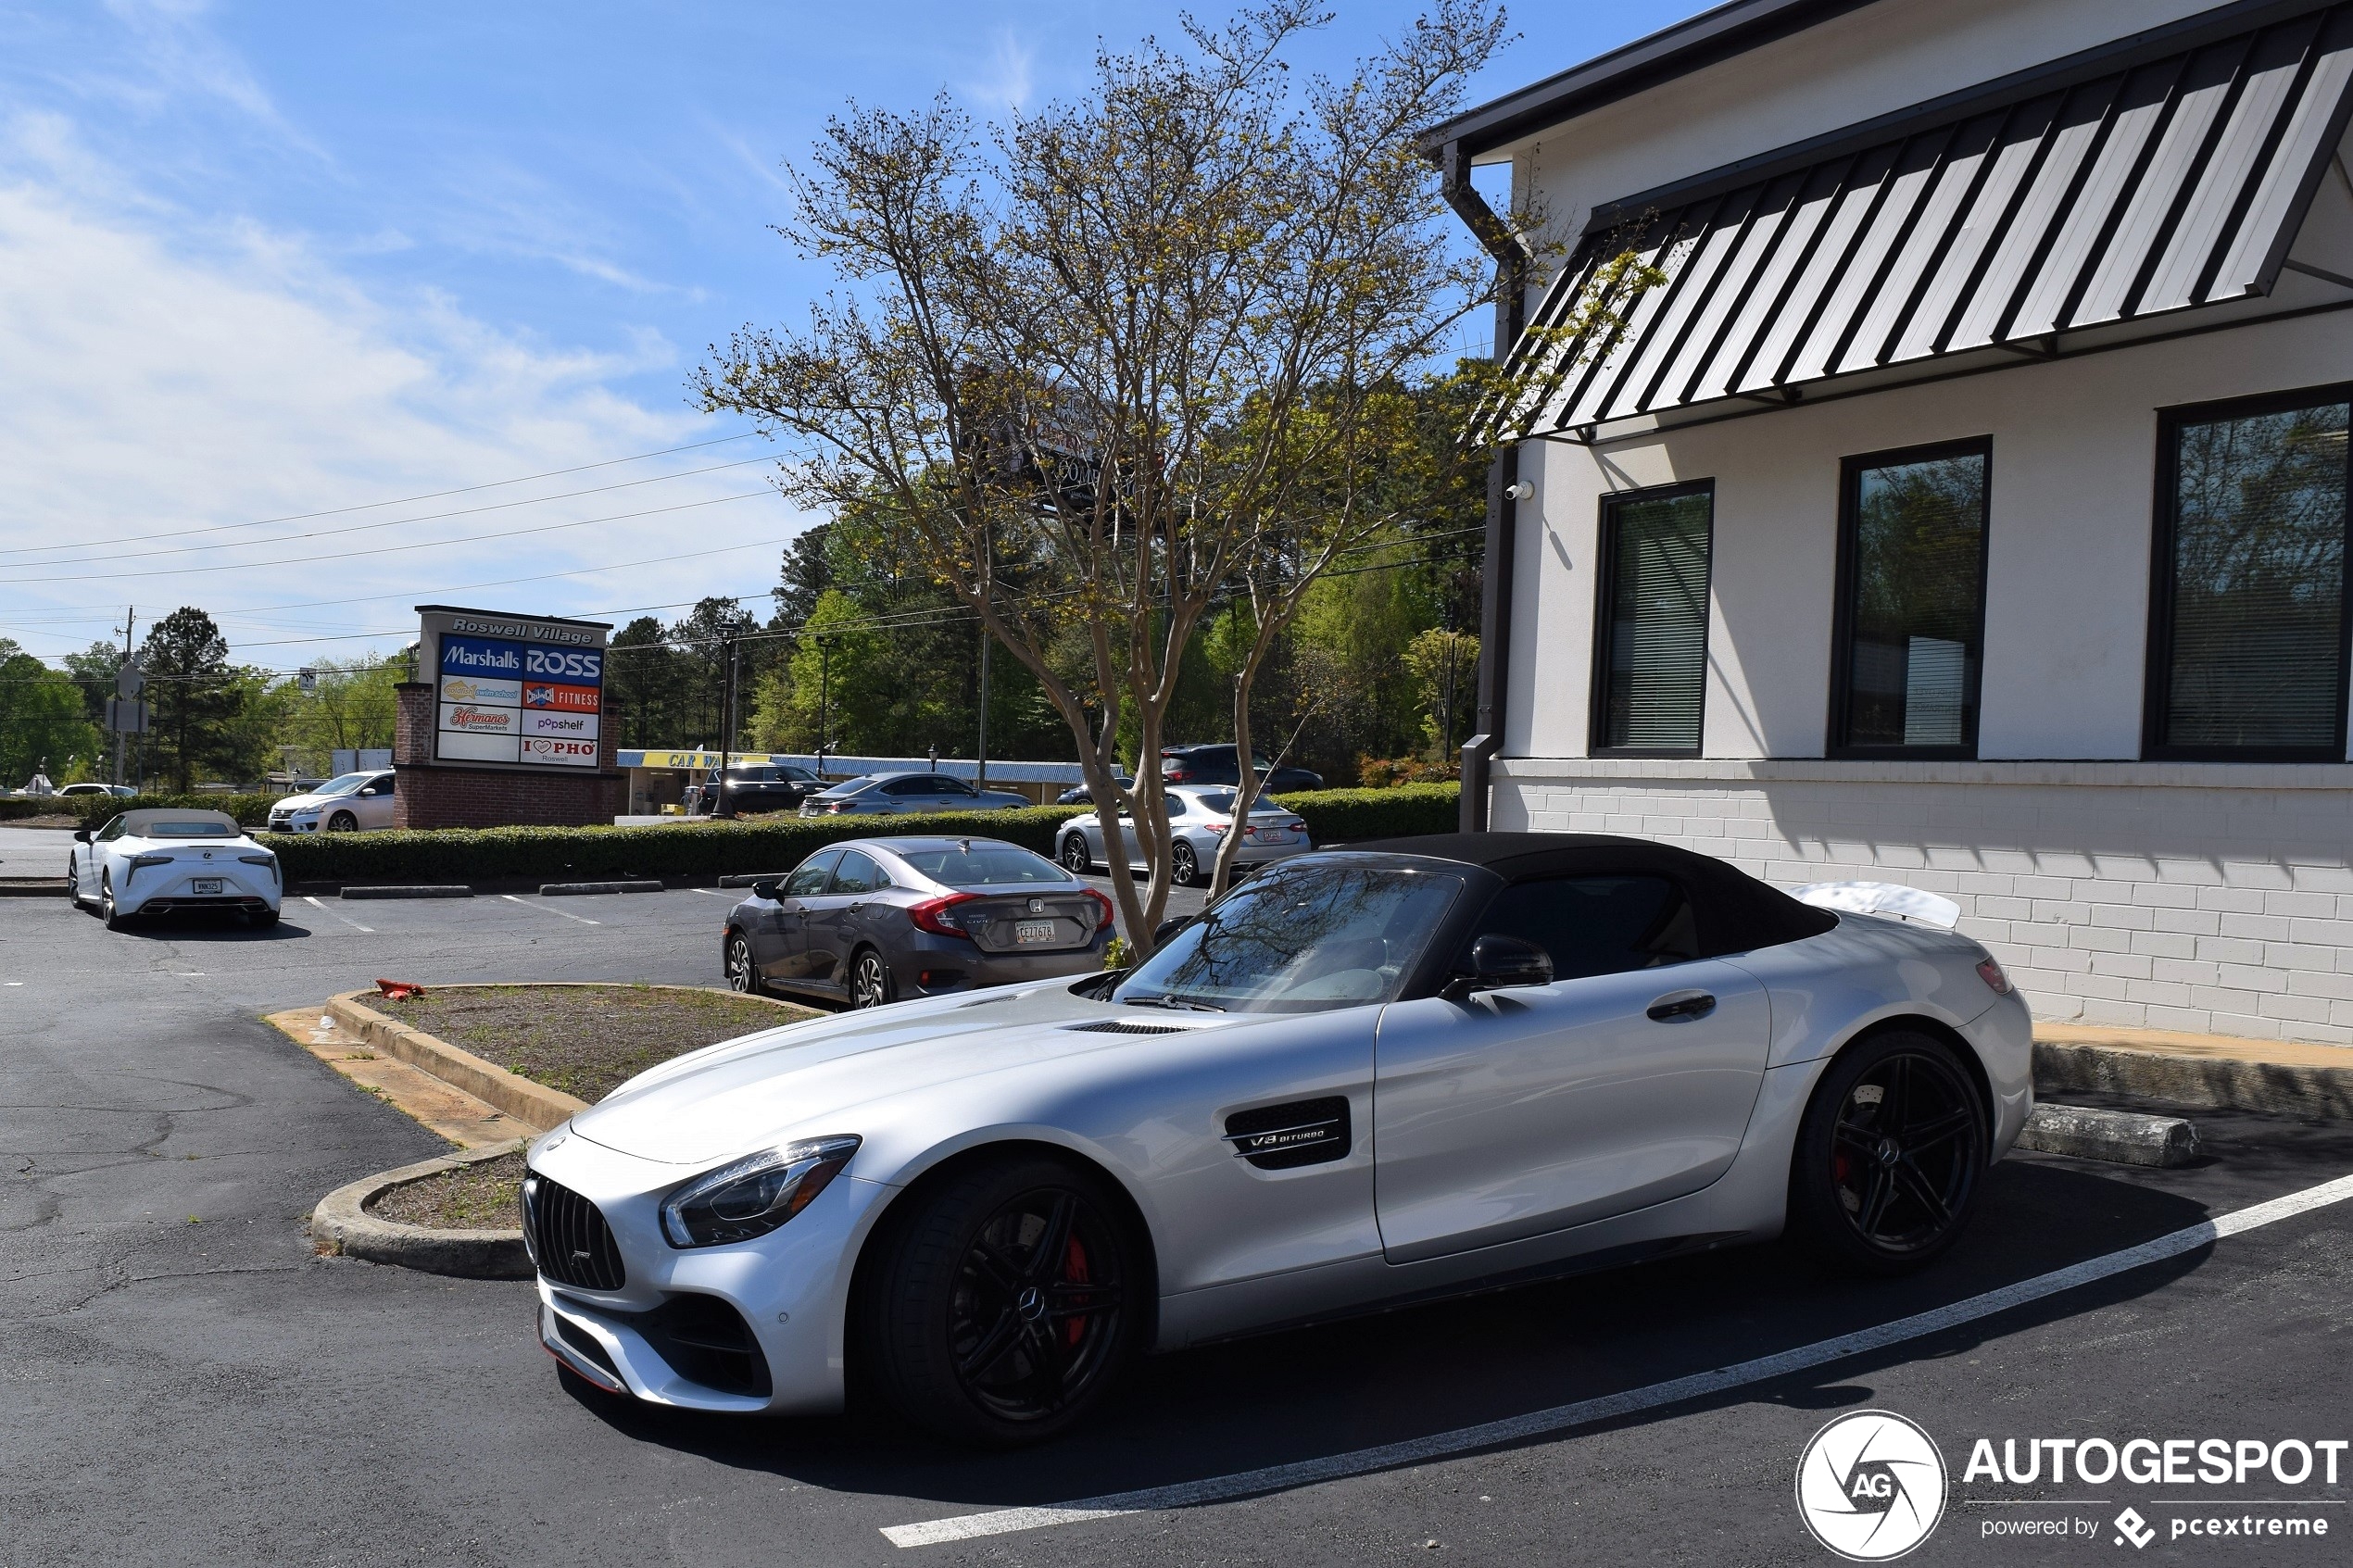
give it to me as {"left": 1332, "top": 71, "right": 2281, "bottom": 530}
{"left": 1491, "top": 759, "right": 2353, "bottom": 1047}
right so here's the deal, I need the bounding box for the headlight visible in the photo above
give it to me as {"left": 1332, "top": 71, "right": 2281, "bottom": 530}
{"left": 660, "top": 1135, "right": 861, "bottom": 1248}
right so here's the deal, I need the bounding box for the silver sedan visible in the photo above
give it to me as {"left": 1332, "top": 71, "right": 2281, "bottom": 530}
{"left": 1055, "top": 784, "right": 1312, "bottom": 885}
{"left": 798, "top": 772, "right": 1029, "bottom": 818}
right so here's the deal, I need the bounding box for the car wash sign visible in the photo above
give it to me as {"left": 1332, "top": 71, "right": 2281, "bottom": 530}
{"left": 418, "top": 606, "right": 610, "bottom": 769}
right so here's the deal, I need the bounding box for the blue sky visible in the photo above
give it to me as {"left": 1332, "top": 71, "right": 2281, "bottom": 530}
{"left": 0, "top": 0, "right": 1709, "bottom": 670}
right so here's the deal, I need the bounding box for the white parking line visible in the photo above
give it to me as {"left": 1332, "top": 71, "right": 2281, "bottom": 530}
{"left": 301, "top": 896, "right": 374, "bottom": 934}
{"left": 500, "top": 893, "right": 600, "bottom": 926}
{"left": 690, "top": 887, "right": 729, "bottom": 897}
{"left": 879, "top": 1171, "right": 2353, "bottom": 1549}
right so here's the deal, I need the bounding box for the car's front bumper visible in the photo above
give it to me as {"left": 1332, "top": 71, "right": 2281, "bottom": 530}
{"left": 526, "top": 1130, "right": 892, "bottom": 1415}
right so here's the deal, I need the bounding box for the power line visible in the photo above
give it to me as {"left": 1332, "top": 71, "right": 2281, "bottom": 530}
{"left": 0, "top": 432, "right": 765, "bottom": 558}
{"left": 0, "top": 456, "right": 779, "bottom": 571}
{"left": 0, "top": 491, "right": 779, "bottom": 583}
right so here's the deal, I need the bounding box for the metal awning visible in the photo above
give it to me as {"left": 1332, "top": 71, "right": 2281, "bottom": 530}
{"left": 1504, "top": 0, "right": 2353, "bottom": 440}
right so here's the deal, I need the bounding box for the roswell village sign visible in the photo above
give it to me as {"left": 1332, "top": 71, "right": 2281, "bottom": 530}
{"left": 418, "top": 606, "right": 609, "bottom": 770}
{"left": 387, "top": 606, "right": 622, "bottom": 829}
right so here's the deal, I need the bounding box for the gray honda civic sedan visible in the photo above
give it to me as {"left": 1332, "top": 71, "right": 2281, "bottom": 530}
{"left": 721, "top": 836, "right": 1117, "bottom": 1008}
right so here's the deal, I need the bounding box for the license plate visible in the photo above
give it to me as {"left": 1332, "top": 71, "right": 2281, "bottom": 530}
{"left": 1014, "top": 920, "right": 1058, "bottom": 945}
{"left": 192, "top": 878, "right": 222, "bottom": 895}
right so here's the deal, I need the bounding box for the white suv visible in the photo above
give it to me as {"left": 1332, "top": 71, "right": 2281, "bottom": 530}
{"left": 267, "top": 771, "right": 396, "bottom": 833}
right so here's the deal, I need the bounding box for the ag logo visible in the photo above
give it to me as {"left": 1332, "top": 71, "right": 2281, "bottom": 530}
{"left": 1795, "top": 1410, "right": 1946, "bottom": 1561}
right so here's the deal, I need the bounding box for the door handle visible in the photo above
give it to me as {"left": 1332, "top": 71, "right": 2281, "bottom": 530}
{"left": 1646, "top": 991, "right": 1717, "bottom": 1022}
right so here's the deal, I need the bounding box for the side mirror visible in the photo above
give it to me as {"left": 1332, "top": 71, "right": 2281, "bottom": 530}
{"left": 1441, "top": 935, "right": 1554, "bottom": 1003}
{"left": 73, "top": 830, "right": 91, "bottom": 844}
{"left": 749, "top": 879, "right": 781, "bottom": 901}
{"left": 1151, "top": 916, "right": 1192, "bottom": 948}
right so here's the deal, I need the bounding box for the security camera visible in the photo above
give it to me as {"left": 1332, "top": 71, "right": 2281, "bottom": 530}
{"left": 1504, "top": 481, "right": 1534, "bottom": 502}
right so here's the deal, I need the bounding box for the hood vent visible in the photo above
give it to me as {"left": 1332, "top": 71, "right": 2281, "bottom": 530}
{"left": 1069, "top": 1019, "right": 1189, "bottom": 1035}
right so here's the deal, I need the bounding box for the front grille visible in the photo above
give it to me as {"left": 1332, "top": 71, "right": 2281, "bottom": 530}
{"left": 522, "top": 1173, "right": 626, "bottom": 1291}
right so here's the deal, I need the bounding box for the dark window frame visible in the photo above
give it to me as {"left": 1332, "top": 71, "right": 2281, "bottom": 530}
{"left": 1827, "top": 435, "right": 1994, "bottom": 760}
{"left": 1589, "top": 478, "right": 1717, "bottom": 759}
{"left": 2143, "top": 382, "right": 2353, "bottom": 763}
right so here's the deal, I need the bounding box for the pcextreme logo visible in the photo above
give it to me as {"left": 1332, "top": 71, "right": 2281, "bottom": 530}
{"left": 1796, "top": 1410, "right": 1948, "bottom": 1562}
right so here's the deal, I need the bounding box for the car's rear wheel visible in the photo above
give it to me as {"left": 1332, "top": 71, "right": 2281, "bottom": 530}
{"left": 326, "top": 810, "right": 359, "bottom": 833}
{"left": 1789, "top": 1029, "right": 1985, "bottom": 1274}
{"left": 724, "top": 932, "right": 757, "bottom": 994}
{"left": 849, "top": 947, "right": 893, "bottom": 1010}
{"left": 1170, "top": 842, "right": 1200, "bottom": 886}
{"left": 99, "top": 872, "right": 127, "bottom": 931}
{"left": 249, "top": 907, "right": 279, "bottom": 930}
{"left": 1059, "top": 835, "right": 1089, "bottom": 874}
{"left": 861, "top": 1155, "right": 1140, "bottom": 1446}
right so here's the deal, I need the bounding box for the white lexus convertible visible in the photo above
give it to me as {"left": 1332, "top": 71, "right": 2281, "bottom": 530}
{"left": 69, "top": 809, "right": 283, "bottom": 929}
{"left": 524, "top": 832, "right": 2032, "bottom": 1444}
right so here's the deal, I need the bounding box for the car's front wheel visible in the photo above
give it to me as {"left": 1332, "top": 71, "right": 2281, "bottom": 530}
{"left": 66, "top": 857, "right": 82, "bottom": 908}
{"left": 1059, "top": 835, "right": 1090, "bottom": 874}
{"left": 724, "top": 932, "right": 757, "bottom": 994}
{"left": 860, "top": 1155, "right": 1141, "bottom": 1446}
{"left": 849, "top": 947, "right": 893, "bottom": 1010}
{"left": 326, "top": 810, "right": 359, "bottom": 833}
{"left": 1788, "top": 1029, "right": 1986, "bottom": 1274}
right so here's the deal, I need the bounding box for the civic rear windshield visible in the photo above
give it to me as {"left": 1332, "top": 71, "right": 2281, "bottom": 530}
{"left": 896, "top": 847, "right": 1070, "bottom": 886}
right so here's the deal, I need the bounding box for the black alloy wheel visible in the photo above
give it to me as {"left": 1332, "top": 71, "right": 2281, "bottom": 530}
{"left": 326, "top": 810, "right": 359, "bottom": 833}
{"left": 1170, "top": 842, "right": 1200, "bottom": 887}
{"left": 724, "top": 932, "right": 756, "bottom": 994}
{"left": 1791, "top": 1030, "right": 1985, "bottom": 1274}
{"left": 849, "top": 948, "right": 893, "bottom": 1010}
{"left": 99, "top": 872, "right": 127, "bottom": 931}
{"left": 862, "top": 1156, "right": 1139, "bottom": 1445}
{"left": 1060, "top": 835, "right": 1090, "bottom": 874}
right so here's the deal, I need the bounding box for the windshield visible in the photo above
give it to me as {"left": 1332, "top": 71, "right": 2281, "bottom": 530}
{"left": 314, "top": 772, "right": 374, "bottom": 797}
{"left": 896, "top": 845, "right": 1070, "bottom": 886}
{"left": 1114, "top": 863, "right": 1463, "bottom": 1014}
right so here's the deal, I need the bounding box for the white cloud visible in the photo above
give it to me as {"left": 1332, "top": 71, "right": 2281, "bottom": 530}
{"left": 0, "top": 115, "right": 805, "bottom": 669}
{"left": 963, "top": 29, "right": 1038, "bottom": 112}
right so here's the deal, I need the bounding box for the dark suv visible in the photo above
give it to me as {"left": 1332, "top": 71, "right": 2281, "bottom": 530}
{"left": 686, "top": 762, "right": 825, "bottom": 815}
{"left": 1157, "top": 745, "right": 1322, "bottom": 794}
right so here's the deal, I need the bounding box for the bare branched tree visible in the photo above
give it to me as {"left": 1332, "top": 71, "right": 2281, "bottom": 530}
{"left": 699, "top": 0, "right": 1552, "bottom": 949}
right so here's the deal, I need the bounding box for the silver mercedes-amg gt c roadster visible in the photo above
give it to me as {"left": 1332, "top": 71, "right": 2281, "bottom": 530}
{"left": 524, "top": 832, "right": 2032, "bottom": 1444}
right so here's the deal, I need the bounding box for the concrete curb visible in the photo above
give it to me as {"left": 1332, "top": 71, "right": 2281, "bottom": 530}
{"left": 0, "top": 878, "right": 66, "bottom": 897}
{"left": 342, "top": 884, "right": 474, "bottom": 900}
{"left": 311, "top": 1138, "right": 532, "bottom": 1278}
{"left": 538, "top": 880, "right": 663, "bottom": 896}
{"left": 2018, "top": 1102, "right": 2198, "bottom": 1167}
{"left": 327, "top": 990, "right": 590, "bottom": 1133}
{"left": 2033, "top": 1038, "right": 2353, "bottom": 1120}
{"left": 716, "top": 872, "right": 788, "bottom": 888}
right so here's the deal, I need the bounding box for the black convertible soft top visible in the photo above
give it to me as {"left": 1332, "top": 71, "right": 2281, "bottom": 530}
{"left": 1341, "top": 832, "right": 1837, "bottom": 957}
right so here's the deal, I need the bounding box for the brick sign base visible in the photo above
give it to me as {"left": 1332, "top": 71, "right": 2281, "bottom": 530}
{"left": 391, "top": 682, "right": 622, "bottom": 829}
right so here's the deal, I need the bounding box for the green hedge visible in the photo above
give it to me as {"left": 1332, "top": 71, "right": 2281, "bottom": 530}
{"left": 1272, "top": 781, "right": 1460, "bottom": 843}
{"left": 0, "top": 792, "right": 284, "bottom": 829}
{"left": 262, "top": 806, "right": 1088, "bottom": 885}
{"left": 253, "top": 783, "right": 1463, "bottom": 886}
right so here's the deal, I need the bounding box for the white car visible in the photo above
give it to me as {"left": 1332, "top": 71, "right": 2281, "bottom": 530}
{"left": 68, "top": 808, "right": 283, "bottom": 929}
{"left": 797, "top": 772, "right": 1028, "bottom": 818}
{"left": 523, "top": 832, "right": 2031, "bottom": 1445}
{"left": 56, "top": 783, "right": 137, "bottom": 799}
{"left": 1055, "top": 784, "right": 1313, "bottom": 885}
{"left": 266, "top": 770, "right": 396, "bottom": 833}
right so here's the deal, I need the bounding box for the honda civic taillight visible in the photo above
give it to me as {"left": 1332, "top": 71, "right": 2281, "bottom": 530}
{"left": 908, "top": 893, "right": 981, "bottom": 939}
{"left": 1083, "top": 888, "right": 1114, "bottom": 929}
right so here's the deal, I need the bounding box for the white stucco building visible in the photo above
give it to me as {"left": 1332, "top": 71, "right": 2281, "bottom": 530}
{"left": 1429, "top": 0, "right": 2353, "bottom": 1042}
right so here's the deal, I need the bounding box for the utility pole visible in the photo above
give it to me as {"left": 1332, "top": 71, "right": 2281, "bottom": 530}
{"left": 714, "top": 636, "right": 739, "bottom": 819}
{"left": 112, "top": 607, "right": 135, "bottom": 790}
{"left": 975, "top": 625, "right": 991, "bottom": 793}
{"left": 816, "top": 633, "right": 829, "bottom": 776}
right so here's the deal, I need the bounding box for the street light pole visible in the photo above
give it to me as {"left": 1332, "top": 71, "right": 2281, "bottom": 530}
{"left": 714, "top": 636, "right": 739, "bottom": 819}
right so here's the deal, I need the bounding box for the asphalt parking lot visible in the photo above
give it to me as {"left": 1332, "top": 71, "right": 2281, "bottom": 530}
{"left": 2, "top": 824, "right": 2349, "bottom": 1566}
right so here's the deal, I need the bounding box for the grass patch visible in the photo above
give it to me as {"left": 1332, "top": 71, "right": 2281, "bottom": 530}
{"left": 368, "top": 1152, "right": 525, "bottom": 1231}
{"left": 378, "top": 984, "right": 817, "bottom": 1104}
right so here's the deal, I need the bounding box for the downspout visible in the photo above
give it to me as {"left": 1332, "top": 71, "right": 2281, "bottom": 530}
{"left": 1439, "top": 138, "right": 1528, "bottom": 834}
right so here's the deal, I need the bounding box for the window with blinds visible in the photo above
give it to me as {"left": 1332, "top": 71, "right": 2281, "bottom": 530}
{"left": 2150, "top": 392, "right": 2351, "bottom": 759}
{"left": 1833, "top": 442, "right": 1990, "bottom": 756}
{"left": 1593, "top": 483, "right": 1713, "bottom": 755}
